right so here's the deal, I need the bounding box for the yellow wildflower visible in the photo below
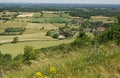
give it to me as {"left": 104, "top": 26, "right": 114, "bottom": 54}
{"left": 35, "top": 72, "right": 42, "bottom": 77}
{"left": 44, "top": 76, "right": 48, "bottom": 78}
{"left": 50, "top": 67, "right": 56, "bottom": 73}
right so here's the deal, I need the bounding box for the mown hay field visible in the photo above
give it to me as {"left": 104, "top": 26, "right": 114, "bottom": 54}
{"left": 0, "top": 39, "right": 73, "bottom": 57}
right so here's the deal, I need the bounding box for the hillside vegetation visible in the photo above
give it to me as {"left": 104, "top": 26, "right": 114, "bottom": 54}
{"left": 0, "top": 16, "right": 120, "bottom": 78}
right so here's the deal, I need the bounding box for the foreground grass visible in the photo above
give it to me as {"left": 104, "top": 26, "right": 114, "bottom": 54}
{"left": 4, "top": 42, "right": 120, "bottom": 78}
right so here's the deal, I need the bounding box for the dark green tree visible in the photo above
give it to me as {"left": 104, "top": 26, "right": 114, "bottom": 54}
{"left": 12, "top": 37, "right": 19, "bottom": 43}
{"left": 71, "top": 32, "right": 91, "bottom": 48}
{"left": 23, "top": 46, "right": 37, "bottom": 65}
{"left": 52, "top": 33, "right": 59, "bottom": 39}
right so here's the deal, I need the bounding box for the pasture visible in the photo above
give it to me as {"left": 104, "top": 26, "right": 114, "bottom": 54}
{"left": 26, "top": 23, "right": 58, "bottom": 30}
{"left": 43, "top": 13, "right": 60, "bottom": 18}
{"left": 31, "top": 17, "right": 68, "bottom": 23}
{"left": 0, "top": 39, "right": 73, "bottom": 57}
{"left": 0, "top": 21, "right": 28, "bottom": 28}
{"left": 90, "top": 16, "right": 115, "bottom": 23}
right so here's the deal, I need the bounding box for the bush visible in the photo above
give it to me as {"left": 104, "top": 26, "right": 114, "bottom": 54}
{"left": 71, "top": 32, "right": 91, "bottom": 48}
{"left": 46, "top": 31, "right": 52, "bottom": 36}
{"left": 52, "top": 33, "right": 59, "bottom": 39}
{"left": 12, "top": 37, "right": 19, "bottom": 43}
{"left": 96, "top": 16, "right": 120, "bottom": 44}
{"left": 23, "top": 46, "right": 36, "bottom": 61}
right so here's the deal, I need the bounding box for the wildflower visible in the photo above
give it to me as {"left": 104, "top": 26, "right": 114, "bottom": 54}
{"left": 50, "top": 67, "right": 56, "bottom": 73}
{"left": 44, "top": 76, "right": 48, "bottom": 78}
{"left": 35, "top": 72, "right": 42, "bottom": 77}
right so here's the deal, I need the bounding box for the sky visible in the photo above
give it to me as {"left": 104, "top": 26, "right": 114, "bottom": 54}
{"left": 0, "top": 0, "right": 120, "bottom": 4}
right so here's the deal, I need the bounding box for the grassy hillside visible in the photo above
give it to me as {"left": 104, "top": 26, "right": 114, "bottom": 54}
{"left": 4, "top": 42, "right": 120, "bottom": 78}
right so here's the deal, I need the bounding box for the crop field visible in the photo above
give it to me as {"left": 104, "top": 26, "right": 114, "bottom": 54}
{"left": 0, "top": 32, "right": 53, "bottom": 41}
{"left": 61, "top": 13, "right": 72, "bottom": 18}
{"left": 31, "top": 17, "right": 68, "bottom": 23}
{"left": 52, "top": 23, "right": 65, "bottom": 27}
{"left": 90, "top": 16, "right": 115, "bottom": 23}
{"left": 26, "top": 23, "right": 58, "bottom": 30}
{"left": 0, "top": 21, "right": 28, "bottom": 28}
{"left": 17, "top": 13, "right": 33, "bottom": 18}
{"left": 33, "top": 13, "right": 41, "bottom": 17}
{"left": 43, "top": 13, "right": 60, "bottom": 18}
{"left": 0, "top": 20, "right": 4, "bottom": 24}
{"left": 14, "top": 18, "right": 31, "bottom": 22}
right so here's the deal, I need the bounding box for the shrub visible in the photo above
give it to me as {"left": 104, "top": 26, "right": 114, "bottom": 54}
{"left": 52, "top": 33, "right": 59, "bottom": 39}
{"left": 46, "top": 31, "right": 52, "bottom": 36}
{"left": 12, "top": 37, "right": 19, "bottom": 43}
{"left": 23, "top": 46, "right": 36, "bottom": 61}
{"left": 71, "top": 32, "right": 91, "bottom": 48}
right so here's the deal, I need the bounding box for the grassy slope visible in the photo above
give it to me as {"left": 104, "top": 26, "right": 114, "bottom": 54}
{"left": 5, "top": 42, "right": 120, "bottom": 78}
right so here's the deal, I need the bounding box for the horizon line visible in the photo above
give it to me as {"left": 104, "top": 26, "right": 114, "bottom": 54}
{"left": 0, "top": 2, "right": 120, "bottom": 5}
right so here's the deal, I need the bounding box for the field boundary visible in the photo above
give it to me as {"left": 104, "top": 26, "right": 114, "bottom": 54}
{"left": 0, "top": 39, "right": 58, "bottom": 45}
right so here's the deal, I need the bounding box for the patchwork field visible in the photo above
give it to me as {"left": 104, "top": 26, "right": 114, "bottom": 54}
{"left": 0, "top": 12, "right": 75, "bottom": 57}
{"left": 0, "top": 11, "right": 113, "bottom": 58}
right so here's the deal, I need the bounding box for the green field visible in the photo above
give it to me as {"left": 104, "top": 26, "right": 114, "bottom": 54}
{"left": 0, "top": 20, "right": 3, "bottom": 24}
{"left": 25, "top": 23, "right": 58, "bottom": 30}
{"left": 33, "top": 12, "right": 41, "bottom": 17}
{"left": 14, "top": 18, "right": 31, "bottom": 22}
{"left": 31, "top": 17, "right": 69, "bottom": 23}
{"left": 0, "top": 39, "right": 73, "bottom": 57}
{"left": 43, "top": 13, "right": 60, "bottom": 18}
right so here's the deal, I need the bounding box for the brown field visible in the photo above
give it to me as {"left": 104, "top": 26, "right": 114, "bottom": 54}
{"left": 0, "top": 21, "right": 28, "bottom": 28}
{"left": 90, "top": 16, "right": 114, "bottom": 23}
{"left": 26, "top": 23, "right": 58, "bottom": 30}
{"left": 17, "top": 13, "right": 33, "bottom": 18}
{"left": 91, "top": 16, "right": 111, "bottom": 20}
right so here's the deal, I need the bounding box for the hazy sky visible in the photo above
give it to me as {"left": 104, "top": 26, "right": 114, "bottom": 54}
{"left": 0, "top": 0, "right": 120, "bottom": 4}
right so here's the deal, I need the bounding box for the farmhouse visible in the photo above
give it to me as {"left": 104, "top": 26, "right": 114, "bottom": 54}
{"left": 58, "top": 35, "right": 65, "bottom": 40}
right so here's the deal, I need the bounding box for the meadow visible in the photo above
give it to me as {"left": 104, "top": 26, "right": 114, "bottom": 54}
{"left": 90, "top": 16, "right": 115, "bottom": 23}
{"left": 0, "top": 39, "right": 73, "bottom": 57}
